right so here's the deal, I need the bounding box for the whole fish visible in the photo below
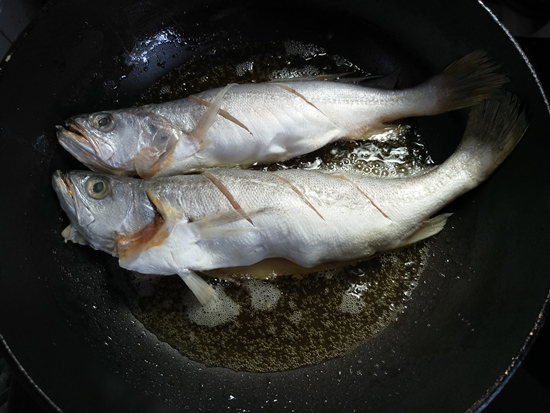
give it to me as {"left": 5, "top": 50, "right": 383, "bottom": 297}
{"left": 52, "top": 93, "right": 527, "bottom": 305}
{"left": 57, "top": 51, "right": 507, "bottom": 177}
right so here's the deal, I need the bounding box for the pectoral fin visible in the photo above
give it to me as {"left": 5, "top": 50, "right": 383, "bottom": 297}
{"left": 116, "top": 212, "right": 170, "bottom": 260}
{"left": 397, "top": 213, "right": 452, "bottom": 248}
{"left": 146, "top": 190, "right": 184, "bottom": 222}
{"left": 135, "top": 118, "right": 179, "bottom": 178}
{"left": 61, "top": 224, "right": 88, "bottom": 245}
{"left": 178, "top": 270, "right": 217, "bottom": 305}
{"left": 135, "top": 147, "right": 161, "bottom": 177}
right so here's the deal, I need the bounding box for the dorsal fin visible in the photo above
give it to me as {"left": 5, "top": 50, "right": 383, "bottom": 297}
{"left": 189, "top": 83, "right": 237, "bottom": 148}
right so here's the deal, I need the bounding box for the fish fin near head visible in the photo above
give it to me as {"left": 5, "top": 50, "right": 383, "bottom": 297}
{"left": 145, "top": 190, "right": 185, "bottom": 223}
{"left": 61, "top": 224, "right": 88, "bottom": 245}
{"left": 135, "top": 116, "right": 180, "bottom": 178}
{"left": 178, "top": 270, "right": 217, "bottom": 305}
{"left": 396, "top": 213, "right": 452, "bottom": 248}
{"left": 116, "top": 212, "right": 171, "bottom": 261}
{"left": 135, "top": 147, "right": 161, "bottom": 177}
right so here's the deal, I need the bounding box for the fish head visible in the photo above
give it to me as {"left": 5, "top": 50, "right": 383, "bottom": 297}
{"left": 52, "top": 170, "right": 156, "bottom": 254}
{"left": 56, "top": 108, "right": 179, "bottom": 177}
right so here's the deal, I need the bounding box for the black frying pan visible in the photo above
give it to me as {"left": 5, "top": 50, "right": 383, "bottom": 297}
{"left": 0, "top": 0, "right": 549, "bottom": 412}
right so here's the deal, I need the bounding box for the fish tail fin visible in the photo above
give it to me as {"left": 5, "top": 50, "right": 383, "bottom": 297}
{"left": 417, "top": 50, "right": 509, "bottom": 115}
{"left": 449, "top": 91, "right": 528, "bottom": 183}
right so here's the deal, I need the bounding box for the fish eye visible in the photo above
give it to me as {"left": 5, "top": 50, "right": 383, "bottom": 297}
{"left": 85, "top": 178, "right": 110, "bottom": 199}
{"left": 93, "top": 113, "right": 116, "bottom": 132}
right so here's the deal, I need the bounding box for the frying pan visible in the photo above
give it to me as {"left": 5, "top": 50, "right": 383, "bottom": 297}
{"left": 0, "top": 0, "right": 549, "bottom": 412}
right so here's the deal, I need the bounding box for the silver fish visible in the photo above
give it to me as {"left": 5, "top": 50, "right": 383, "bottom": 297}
{"left": 52, "top": 93, "right": 527, "bottom": 305}
{"left": 57, "top": 51, "right": 507, "bottom": 178}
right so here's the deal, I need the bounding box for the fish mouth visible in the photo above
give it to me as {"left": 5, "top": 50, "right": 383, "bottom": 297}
{"left": 52, "top": 171, "right": 82, "bottom": 244}
{"left": 52, "top": 170, "right": 77, "bottom": 218}
{"left": 56, "top": 122, "right": 120, "bottom": 174}
{"left": 57, "top": 122, "right": 97, "bottom": 153}
{"left": 52, "top": 170, "right": 96, "bottom": 229}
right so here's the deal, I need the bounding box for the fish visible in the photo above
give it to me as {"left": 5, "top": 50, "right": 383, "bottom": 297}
{"left": 57, "top": 51, "right": 507, "bottom": 178}
{"left": 52, "top": 92, "right": 527, "bottom": 305}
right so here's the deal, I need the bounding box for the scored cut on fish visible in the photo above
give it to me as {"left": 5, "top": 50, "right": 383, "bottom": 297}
{"left": 56, "top": 51, "right": 508, "bottom": 177}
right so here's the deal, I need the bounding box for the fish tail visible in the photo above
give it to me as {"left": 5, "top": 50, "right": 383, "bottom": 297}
{"left": 450, "top": 91, "right": 528, "bottom": 183}
{"left": 418, "top": 50, "right": 509, "bottom": 115}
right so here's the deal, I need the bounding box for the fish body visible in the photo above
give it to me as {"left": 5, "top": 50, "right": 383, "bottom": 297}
{"left": 53, "top": 93, "right": 527, "bottom": 304}
{"left": 57, "top": 51, "right": 507, "bottom": 177}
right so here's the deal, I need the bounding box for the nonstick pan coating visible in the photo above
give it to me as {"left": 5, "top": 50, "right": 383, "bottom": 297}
{"left": 0, "top": 1, "right": 549, "bottom": 412}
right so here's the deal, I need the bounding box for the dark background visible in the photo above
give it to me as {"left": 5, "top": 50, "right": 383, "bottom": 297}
{"left": 0, "top": 0, "right": 549, "bottom": 411}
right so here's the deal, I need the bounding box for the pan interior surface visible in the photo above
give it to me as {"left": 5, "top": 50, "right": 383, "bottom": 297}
{"left": 0, "top": 0, "right": 548, "bottom": 412}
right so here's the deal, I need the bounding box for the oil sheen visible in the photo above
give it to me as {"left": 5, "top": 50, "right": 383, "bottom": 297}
{"left": 127, "top": 41, "right": 435, "bottom": 372}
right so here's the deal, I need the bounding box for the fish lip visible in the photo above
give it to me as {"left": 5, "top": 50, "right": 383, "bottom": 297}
{"left": 57, "top": 125, "right": 91, "bottom": 159}
{"left": 57, "top": 120, "right": 101, "bottom": 158}
{"left": 52, "top": 170, "right": 71, "bottom": 195}
{"left": 56, "top": 121, "right": 98, "bottom": 153}
{"left": 53, "top": 170, "right": 97, "bottom": 229}
{"left": 56, "top": 122, "right": 121, "bottom": 174}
